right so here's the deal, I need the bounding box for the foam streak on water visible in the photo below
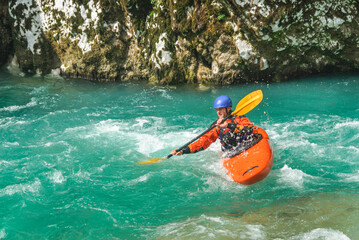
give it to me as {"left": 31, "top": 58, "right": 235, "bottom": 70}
{"left": 0, "top": 71, "right": 358, "bottom": 239}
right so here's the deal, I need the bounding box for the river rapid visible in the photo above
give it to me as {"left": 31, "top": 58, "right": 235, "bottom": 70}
{"left": 0, "top": 70, "right": 358, "bottom": 239}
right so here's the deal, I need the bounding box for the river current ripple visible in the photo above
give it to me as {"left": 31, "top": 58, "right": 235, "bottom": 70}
{"left": 0, "top": 71, "right": 358, "bottom": 239}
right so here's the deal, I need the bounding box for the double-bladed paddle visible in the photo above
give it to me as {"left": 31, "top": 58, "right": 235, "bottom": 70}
{"left": 138, "top": 90, "right": 263, "bottom": 165}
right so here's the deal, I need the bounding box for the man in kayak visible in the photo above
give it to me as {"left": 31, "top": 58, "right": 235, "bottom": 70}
{"left": 171, "top": 95, "right": 254, "bottom": 157}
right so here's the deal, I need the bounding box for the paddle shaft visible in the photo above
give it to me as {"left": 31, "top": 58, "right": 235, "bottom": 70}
{"left": 166, "top": 115, "right": 232, "bottom": 159}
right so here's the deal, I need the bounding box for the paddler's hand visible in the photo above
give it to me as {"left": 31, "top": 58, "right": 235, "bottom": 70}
{"left": 216, "top": 118, "right": 228, "bottom": 128}
{"left": 171, "top": 149, "right": 183, "bottom": 156}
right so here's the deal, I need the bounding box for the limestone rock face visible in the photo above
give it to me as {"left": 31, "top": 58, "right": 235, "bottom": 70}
{"left": 212, "top": 35, "right": 241, "bottom": 85}
{"left": 6, "top": 0, "right": 143, "bottom": 80}
{"left": 1, "top": 0, "right": 359, "bottom": 84}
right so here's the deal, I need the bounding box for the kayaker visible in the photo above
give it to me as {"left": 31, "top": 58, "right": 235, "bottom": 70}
{"left": 171, "top": 95, "right": 254, "bottom": 156}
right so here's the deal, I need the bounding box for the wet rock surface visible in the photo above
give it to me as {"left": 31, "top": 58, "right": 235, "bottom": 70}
{"left": 1, "top": 0, "right": 359, "bottom": 84}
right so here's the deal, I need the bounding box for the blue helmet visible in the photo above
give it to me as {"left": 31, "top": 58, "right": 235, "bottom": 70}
{"left": 213, "top": 95, "right": 232, "bottom": 109}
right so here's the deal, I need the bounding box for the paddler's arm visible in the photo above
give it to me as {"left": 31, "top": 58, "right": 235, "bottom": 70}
{"left": 170, "top": 127, "right": 219, "bottom": 155}
{"left": 170, "top": 146, "right": 191, "bottom": 156}
{"left": 170, "top": 119, "right": 225, "bottom": 156}
{"left": 187, "top": 127, "right": 220, "bottom": 153}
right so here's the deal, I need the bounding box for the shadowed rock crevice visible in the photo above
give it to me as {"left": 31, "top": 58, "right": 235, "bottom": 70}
{"left": 0, "top": 0, "right": 13, "bottom": 67}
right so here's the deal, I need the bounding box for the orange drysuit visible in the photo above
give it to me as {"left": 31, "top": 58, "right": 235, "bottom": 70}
{"left": 184, "top": 115, "right": 252, "bottom": 154}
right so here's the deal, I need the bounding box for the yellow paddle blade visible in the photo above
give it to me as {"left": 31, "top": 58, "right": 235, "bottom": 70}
{"left": 232, "top": 90, "right": 263, "bottom": 116}
{"left": 137, "top": 157, "right": 166, "bottom": 165}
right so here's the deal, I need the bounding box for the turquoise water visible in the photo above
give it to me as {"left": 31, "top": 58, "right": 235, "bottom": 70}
{"left": 0, "top": 70, "right": 358, "bottom": 239}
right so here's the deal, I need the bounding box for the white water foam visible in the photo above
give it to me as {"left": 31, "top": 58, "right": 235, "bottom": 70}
{"left": 96, "top": 164, "right": 108, "bottom": 173}
{"left": 132, "top": 116, "right": 165, "bottom": 128}
{"left": 87, "top": 118, "right": 167, "bottom": 154}
{"left": 48, "top": 170, "right": 66, "bottom": 184}
{"left": 62, "top": 117, "right": 205, "bottom": 158}
{"left": 96, "top": 120, "right": 121, "bottom": 133}
{"left": 0, "top": 178, "right": 41, "bottom": 197}
{"left": 127, "top": 173, "right": 152, "bottom": 186}
{"left": 0, "top": 229, "right": 6, "bottom": 239}
{"left": 334, "top": 120, "right": 359, "bottom": 129}
{"left": 241, "top": 224, "right": 266, "bottom": 240}
{"left": 134, "top": 129, "right": 197, "bottom": 155}
{"left": 135, "top": 133, "right": 165, "bottom": 154}
{"left": 2, "top": 141, "right": 20, "bottom": 147}
{"left": 0, "top": 160, "right": 17, "bottom": 172}
{"left": 132, "top": 118, "right": 150, "bottom": 128}
{"left": 89, "top": 207, "right": 118, "bottom": 225}
{"left": 0, "top": 97, "right": 37, "bottom": 112}
{"left": 29, "top": 86, "right": 48, "bottom": 95}
{"left": 286, "top": 228, "right": 350, "bottom": 240}
{"left": 131, "top": 116, "right": 200, "bottom": 155}
{"left": 153, "top": 215, "right": 266, "bottom": 239}
{"left": 267, "top": 120, "right": 319, "bottom": 150}
{"left": 155, "top": 88, "right": 173, "bottom": 100}
{"left": 202, "top": 175, "right": 246, "bottom": 193}
{"left": 338, "top": 171, "right": 359, "bottom": 183}
{"left": 63, "top": 119, "right": 122, "bottom": 139}
{"left": 73, "top": 169, "right": 91, "bottom": 183}
{"left": 263, "top": 115, "right": 359, "bottom": 170}
{"left": 194, "top": 148, "right": 248, "bottom": 192}
{"left": 0, "top": 117, "right": 28, "bottom": 129}
{"left": 277, "top": 165, "right": 312, "bottom": 189}
{"left": 336, "top": 145, "right": 359, "bottom": 152}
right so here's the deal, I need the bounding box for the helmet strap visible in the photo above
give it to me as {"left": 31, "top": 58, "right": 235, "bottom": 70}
{"left": 225, "top": 107, "right": 231, "bottom": 116}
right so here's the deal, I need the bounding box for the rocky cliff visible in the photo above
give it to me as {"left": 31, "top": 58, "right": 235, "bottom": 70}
{"left": 0, "top": 0, "right": 12, "bottom": 67}
{"left": 1, "top": 0, "right": 359, "bottom": 84}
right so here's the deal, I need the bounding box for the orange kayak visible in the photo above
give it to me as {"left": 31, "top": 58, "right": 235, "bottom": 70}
{"left": 223, "top": 127, "right": 273, "bottom": 185}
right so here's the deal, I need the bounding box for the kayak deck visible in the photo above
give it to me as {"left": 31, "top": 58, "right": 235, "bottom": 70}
{"left": 223, "top": 127, "right": 273, "bottom": 185}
